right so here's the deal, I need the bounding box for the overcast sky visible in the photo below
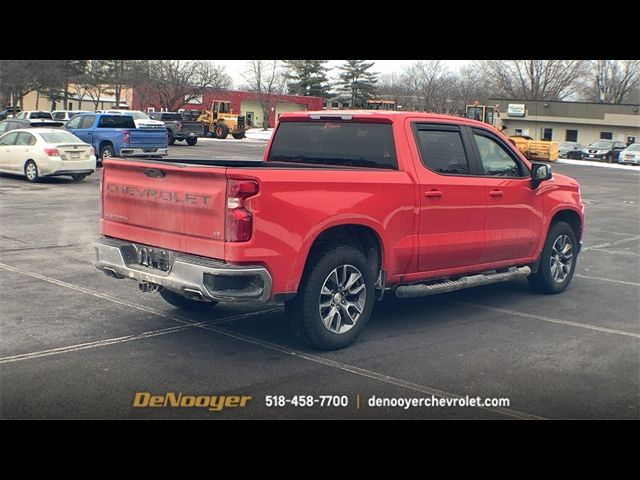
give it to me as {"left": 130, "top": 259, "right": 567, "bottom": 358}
{"left": 217, "top": 60, "right": 472, "bottom": 87}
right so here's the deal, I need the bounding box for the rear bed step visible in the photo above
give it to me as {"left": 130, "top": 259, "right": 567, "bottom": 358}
{"left": 395, "top": 266, "right": 531, "bottom": 298}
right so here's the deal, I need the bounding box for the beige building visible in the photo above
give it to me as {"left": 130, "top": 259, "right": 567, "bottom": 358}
{"left": 493, "top": 98, "right": 640, "bottom": 146}
{"left": 20, "top": 84, "right": 124, "bottom": 112}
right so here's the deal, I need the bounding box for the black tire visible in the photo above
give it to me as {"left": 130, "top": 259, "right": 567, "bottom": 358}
{"left": 186, "top": 137, "right": 197, "bottom": 146}
{"left": 214, "top": 123, "right": 229, "bottom": 139}
{"left": 606, "top": 152, "right": 614, "bottom": 163}
{"left": 158, "top": 288, "right": 218, "bottom": 311}
{"left": 285, "top": 245, "right": 375, "bottom": 350}
{"left": 168, "top": 131, "right": 175, "bottom": 145}
{"left": 100, "top": 144, "right": 115, "bottom": 161}
{"left": 528, "top": 221, "right": 578, "bottom": 294}
{"left": 24, "top": 160, "right": 39, "bottom": 183}
{"left": 71, "top": 173, "right": 87, "bottom": 181}
{"left": 232, "top": 132, "right": 245, "bottom": 139}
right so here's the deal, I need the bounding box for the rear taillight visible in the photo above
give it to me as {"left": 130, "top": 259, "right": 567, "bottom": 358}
{"left": 123, "top": 130, "right": 130, "bottom": 144}
{"left": 225, "top": 179, "right": 259, "bottom": 242}
{"left": 44, "top": 148, "right": 60, "bottom": 156}
{"left": 90, "top": 147, "right": 95, "bottom": 156}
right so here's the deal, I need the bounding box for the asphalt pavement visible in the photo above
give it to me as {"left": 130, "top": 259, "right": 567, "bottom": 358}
{"left": 0, "top": 138, "right": 638, "bottom": 419}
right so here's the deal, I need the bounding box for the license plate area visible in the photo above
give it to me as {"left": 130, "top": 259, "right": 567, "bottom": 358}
{"left": 143, "top": 148, "right": 158, "bottom": 153}
{"left": 133, "top": 245, "right": 173, "bottom": 272}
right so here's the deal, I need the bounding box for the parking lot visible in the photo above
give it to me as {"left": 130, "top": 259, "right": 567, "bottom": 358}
{"left": 1, "top": 136, "right": 638, "bottom": 419}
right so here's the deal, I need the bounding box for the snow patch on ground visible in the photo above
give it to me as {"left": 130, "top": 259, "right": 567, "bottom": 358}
{"left": 556, "top": 158, "right": 640, "bottom": 171}
{"left": 245, "top": 128, "right": 274, "bottom": 141}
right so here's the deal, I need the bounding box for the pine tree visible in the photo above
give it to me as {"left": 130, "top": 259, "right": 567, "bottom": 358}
{"left": 336, "top": 60, "right": 378, "bottom": 108}
{"left": 284, "top": 60, "right": 331, "bottom": 97}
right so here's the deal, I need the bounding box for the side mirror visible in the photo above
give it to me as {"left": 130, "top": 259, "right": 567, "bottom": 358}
{"left": 531, "top": 162, "right": 552, "bottom": 188}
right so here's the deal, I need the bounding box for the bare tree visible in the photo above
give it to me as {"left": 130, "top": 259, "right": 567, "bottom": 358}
{"left": 0, "top": 60, "right": 46, "bottom": 108}
{"left": 581, "top": 60, "right": 640, "bottom": 104}
{"left": 143, "top": 60, "right": 231, "bottom": 111}
{"left": 242, "top": 60, "right": 287, "bottom": 129}
{"left": 478, "top": 60, "right": 586, "bottom": 101}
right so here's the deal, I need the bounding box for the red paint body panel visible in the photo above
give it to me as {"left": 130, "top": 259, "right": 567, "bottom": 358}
{"left": 99, "top": 111, "right": 584, "bottom": 300}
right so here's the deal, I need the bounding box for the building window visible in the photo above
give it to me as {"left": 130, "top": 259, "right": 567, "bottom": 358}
{"left": 542, "top": 128, "right": 553, "bottom": 141}
{"left": 565, "top": 129, "right": 578, "bottom": 142}
{"left": 341, "top": 102, "right": 350, "bottom": 108}
{"left": 147, "top": 107, "right": 155, "bottom": 113}
{"left": 600, "top": 132, "right": 613, "bottom": 140}
{"left": 68, "top": 102, "right": 73, "bottom": 110}
{"left": 331, "top": 102, "right": 339, "bottom": 108}
{"left": 627, "top": 136, "right": 636, "bottom": 145}
{"left": 515, "top": 128, "right": 523, "bottom": 135}
{"left": 246, "top": 112, "right": 254, "bottom": 127}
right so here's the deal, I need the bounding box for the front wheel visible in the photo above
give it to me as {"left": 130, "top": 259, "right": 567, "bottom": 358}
{"left": 158, "top": 288, "right": 218, "bottom": 311}
{"left": 528, "top": 221, "right": 578, "bottom": 294}
{"left": 214, "top": 123, "right": 229, "bottom": 139}
{"left": 185, "top": 137, "right": 197, "bottom": 146}
{"left": 285, "top": 245, "right": 375, "bottom": 350}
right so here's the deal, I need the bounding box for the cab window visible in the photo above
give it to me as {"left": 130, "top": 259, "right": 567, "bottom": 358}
{"left": 473, "top": 132, "right": 525, "bottom": 177}
{"left": 66, "top": 115, "right": 82, "bottom": 129}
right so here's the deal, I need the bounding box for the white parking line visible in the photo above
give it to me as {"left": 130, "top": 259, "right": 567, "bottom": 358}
{"left": 451, "top": 301, "right": 640, "bottom": 339}
{"left": 583, "top": 235, "right": 640, "bottom": 251}
{"left": 0, "top": 261, "right": 281, "bottom": 328}
{"left": 0, "top": 261, "right": 543, "bottom": 420}
{"left": 0, "top": 310, "right": 281, "bottom": 365}
{"left": 576, "top": 274, "right": 640, "bottom": 287}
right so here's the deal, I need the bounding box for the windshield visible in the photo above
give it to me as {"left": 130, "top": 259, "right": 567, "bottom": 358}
{"left": 267, "top": 121, "right": 397, "bottom": 169}
{"left": 589, "top": 141, "right": 613, "bottom": 149}
{"left": 559, "top": 142, "right": 575, "bottom": 148}
{"left": 626, "top": 144, "right": 640, "bottom": 151}
{"left": 39, "top": 131, "right": 85, "bottom": 144}
{"left": 30, "top": 112, "right": 53, "bottom": 119}
{"left": 162, "top": 113, "right": 182, "bottom": 121}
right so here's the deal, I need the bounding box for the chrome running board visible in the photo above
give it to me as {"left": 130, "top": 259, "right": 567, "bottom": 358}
{"left": 395, "top": 266, "right": 531, "bottom": 298}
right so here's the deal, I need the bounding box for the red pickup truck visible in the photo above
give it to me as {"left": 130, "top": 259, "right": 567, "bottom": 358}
{"left": 93, "top": 111, "right": 584, "bottom": 349}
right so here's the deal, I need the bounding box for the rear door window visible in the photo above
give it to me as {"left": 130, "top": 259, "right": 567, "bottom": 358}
{"left": 80, "top": 115, "right": 96, "bottom": 129}
{"left": 267, "top": 121, "right": 397, "bottom": 169}
{"left": 414, "top": 126, "right": 470, "bottom": 175}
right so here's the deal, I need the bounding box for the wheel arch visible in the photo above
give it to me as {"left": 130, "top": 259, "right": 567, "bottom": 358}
{"left": 297, "top": 223, "right": 385, "bottom": 292}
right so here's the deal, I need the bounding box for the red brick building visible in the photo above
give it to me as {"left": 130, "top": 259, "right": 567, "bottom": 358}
{"left": 131, "top": 88, "right": 324, "bottom": 128}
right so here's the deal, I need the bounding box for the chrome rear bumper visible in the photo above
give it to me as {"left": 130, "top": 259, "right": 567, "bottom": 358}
{"left": 92, "top": 237, "right": 272, "bottom": 302}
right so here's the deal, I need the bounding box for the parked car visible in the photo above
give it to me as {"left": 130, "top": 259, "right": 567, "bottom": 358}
{"left": 0, "top": 106, "right": 22, "bottom": 120}
{"left": 103, "top": 110, "right": 166, "bottom": 129}
{"left": 93, "top": 110, "right": 584, "bottom": 350}
{"left": 558, "top": 141, "right": 584, "bottom": 159}
{"left": 65, "top": 112, "right": 168, "bottom": 161}
{"left": 0, "top": 128, "right": 96, "bottom": 182}
{"left": 581, "top": 140, "right": 627, "bottom": 162}
{"left": 148, "top": 111, "right": 204, "bottom": 145}
{"left": 617, "top": 143, "right": 640, "bottom": 165}
{"left": 52, "top": 110, "right": 89, "bottom": 122}
{"left": 0, "top": 119, "right": 32, "bottom": 135}
{"left": 13, "top": 111, "right": 64, "bottom": 128}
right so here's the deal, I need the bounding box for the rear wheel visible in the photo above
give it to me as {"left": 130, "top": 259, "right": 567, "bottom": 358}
{"left": 71, "top": 173, "right": 87, "bottom": 181}
{"left": 186, "top": 137, "right": 197, "bottom": 146}
{"left": 158, "top": 288, "right": 218, "bottom": 311}
{"left": 168, "top": 131, "right": 175, "bottom": 145}
{"left": 100, "top": 144, "right": 115, "bottom": 161}
{"left": 214, "top": 123, "right": 229, "bottom": 139}
{"left": 528, "top": 221, "right": 578, "bottom": 294}
{"left": 25, "top": 160, "right": 39, "bottom": 182}
{"left": 285, "top": 245, "right": 375, "bottom": 350}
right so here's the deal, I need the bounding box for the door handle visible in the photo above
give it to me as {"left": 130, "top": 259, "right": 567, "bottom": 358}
{"left": 489, "top": 189, "right": 503, "bottom": 197}
{"left": 424, "top": 190, "right": 442, "bottom": 198}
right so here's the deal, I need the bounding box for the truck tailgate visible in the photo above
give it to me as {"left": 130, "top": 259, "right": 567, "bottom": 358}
{"left": 100, "top": 159, "right": 226, "bottom": 259}
{"left": 129, "top": 128, "right": 167, "bottom": 146}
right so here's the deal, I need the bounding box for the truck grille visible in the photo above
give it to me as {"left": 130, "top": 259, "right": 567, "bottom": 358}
{"left": 237, "top": 115, "right": 245, "bottom": 129}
